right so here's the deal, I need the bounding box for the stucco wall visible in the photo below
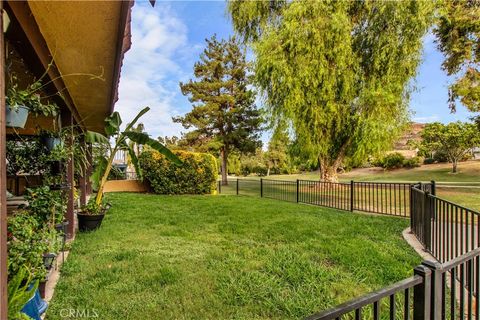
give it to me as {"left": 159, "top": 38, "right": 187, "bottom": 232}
{"left": 104, "top": 180, "right": 148, "bottom": 193}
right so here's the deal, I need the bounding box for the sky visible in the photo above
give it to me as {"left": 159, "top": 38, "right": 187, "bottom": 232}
{"left": 115, "top": 0, "right": 474, "bottom": 144}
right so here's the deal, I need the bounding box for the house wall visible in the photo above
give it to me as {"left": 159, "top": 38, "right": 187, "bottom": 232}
{"left": 104, "top": 180, "right": 148, "bottom": 193}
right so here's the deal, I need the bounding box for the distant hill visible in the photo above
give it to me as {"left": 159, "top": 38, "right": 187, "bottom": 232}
{"left": 394, "top": 122, "right": 425, "bottom": 150}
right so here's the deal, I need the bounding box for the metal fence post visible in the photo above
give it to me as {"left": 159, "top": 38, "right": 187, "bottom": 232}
{"left": 260, "top": 178, "right": 263, "bottom": 197}
{"left": 421, "top": 261, "right": 442, "bottom": 320}
{"left": 431, "top": 180, "right": 436, "bottom": 196}
{"left": 236, "top": 179, "right": 239, "bottom": 195}
{"left": 410, "top": 185, "right": 414, "bottom": 229}
{"left": 296, "top": 179, "right": 299, "bottom": 203}
{"left": 350, "top": 180, "right": 354, "bottom": 212}
{"left": 413, "top": 265, "right": 432, "bottom": 320}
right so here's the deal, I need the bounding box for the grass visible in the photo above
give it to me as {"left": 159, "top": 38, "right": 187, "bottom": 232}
{"left": 251, "top": 160, "right": 480, "bottom": 184}
{"left": 47, "top": 194, "right": 420, "bottom": 320}
{"left": 436, "top": 186, "right": 480, "bottom": 212}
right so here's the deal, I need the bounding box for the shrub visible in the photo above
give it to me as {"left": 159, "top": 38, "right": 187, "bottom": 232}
{"left": 433, "top": 150, "right": 449, "bottom": 163}
{"left": 24, "top": 186, "right": 66, "bottom": 225}
{"left": 403, "top": 157, "right": 421, "bottom": 168}
{"left": 7, "top": 211, "right": 60, "bottom": 280}
{"left": 423, "top": 158, "right": 435, "bottom": 165}
{"left": 380, "top": 152, "right": 406, "bottom": 170}
{"left": 140, "top": 150, "right": 218, "bottom": 195}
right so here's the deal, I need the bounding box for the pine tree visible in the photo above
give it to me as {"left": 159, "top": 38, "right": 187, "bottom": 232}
{"left": 174, "top": 35, "right": 262, "bottom": 185}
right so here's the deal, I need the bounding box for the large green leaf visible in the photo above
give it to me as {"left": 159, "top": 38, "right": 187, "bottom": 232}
{"left": 123, "top": 131, "right": 182, "bottom": 166}
{"left": 85, "top": 131, "right": 109, "bottom": 145}
{"left": 90, "top": 156, "right": 108, "bottom": 190}
{"left": 125, "top": 107, "right": 150, "bottom": 132}
{"left": 105, "top": 112, "right": 122, "bottom": 136}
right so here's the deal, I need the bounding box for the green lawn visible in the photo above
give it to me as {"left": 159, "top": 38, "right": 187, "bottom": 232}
{"left": 48, "top": 194, "right": 420, "bottom": 319}
{"left": 253, "top": 160, "right": 480, "bottom": 184}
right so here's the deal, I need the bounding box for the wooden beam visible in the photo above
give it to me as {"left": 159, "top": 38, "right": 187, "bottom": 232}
{"left": 86, "top": 143, "right": 93, "bottom": 196}
{"left": 5, "top": 1, "right": 84, "bottom": 129}
{"left": 61, "top": 109, "right": 75, "bottom": 239}
{"left": 0, "top": 1, "right": 8, "bottom": 318}
{"left": 109, "top": 0, "right": 133, "bottom": 114}
{"left": 79, "top": 137, "right": 87, "bottom": 207}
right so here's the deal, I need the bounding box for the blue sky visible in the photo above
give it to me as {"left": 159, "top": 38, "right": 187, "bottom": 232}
{"left": 116, "top": 1, "right": 474, "bottom": 143}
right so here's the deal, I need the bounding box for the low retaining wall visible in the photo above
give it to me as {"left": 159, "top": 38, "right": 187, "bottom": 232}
{"left": 104, "top": 180, "right": 148, "bottom": 193}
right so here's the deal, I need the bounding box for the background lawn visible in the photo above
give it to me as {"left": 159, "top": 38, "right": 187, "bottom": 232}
{"left": 234, "top": 160, "right": 480, "bottom": 184}
{"left": 48, "top": 194, "right": 420, "bottom": 320}
{"left": 225, "top": 160, "right": 480, "bottom": 211}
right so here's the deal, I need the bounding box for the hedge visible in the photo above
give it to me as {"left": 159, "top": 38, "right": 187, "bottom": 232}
{"left": 139, "top": 150, "right": 218, "bottom": 195}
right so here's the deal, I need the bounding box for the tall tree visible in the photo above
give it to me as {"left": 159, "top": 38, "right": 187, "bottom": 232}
{"left": 419, "top": 121, "right": 480, "bottom": 173}
{"left": 174, "top": 35, "right": 262, "bottom": 185}
{"left": 434, "top": 0, "right": 480, "bottom": 113}
{"left": 265, "top": 125, "right": 290, "bottom": 176}
{"left": 229, "top": 1, "right": 434, "bottom": 181}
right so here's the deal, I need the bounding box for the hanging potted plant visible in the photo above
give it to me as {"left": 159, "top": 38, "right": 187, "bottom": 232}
{"left": 40, "top": 131, "right": 62, "bottom": 152}
{"left": 47, "top": 144, "right": 67, "bottom": 177}
{"left": 78, "top": 107, "right": 182, "bottom": 231}
{"left": 6, "top": 75, "right": 58, "bottom": 128}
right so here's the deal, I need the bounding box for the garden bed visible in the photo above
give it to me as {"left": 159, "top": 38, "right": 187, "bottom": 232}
{"left": 47, "top": 194, "right": 420, "bottom": 319}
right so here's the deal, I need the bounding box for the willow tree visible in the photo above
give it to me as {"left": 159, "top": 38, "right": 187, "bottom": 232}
{"left": 229, "top": 0, "right": 434, "bottom": 181}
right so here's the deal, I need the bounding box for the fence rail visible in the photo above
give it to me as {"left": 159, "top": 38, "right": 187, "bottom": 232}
{"left": 299, "top": 180, "right": 351, "bottom": 211}
{"left": 306, "top": 269, "right": 428, "bottom": 320}
{"left": 411, "top": 185, "right": 480, "bottom": 263}
{"left": 218, "top": 178, "right": 435, "bottom": 217}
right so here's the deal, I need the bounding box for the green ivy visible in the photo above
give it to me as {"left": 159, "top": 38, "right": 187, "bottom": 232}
{"left": 24, "top": 186, "right": 66, "bottom": 225}
{"left": 7, "top": 211, "right": 60, "bottom": 280}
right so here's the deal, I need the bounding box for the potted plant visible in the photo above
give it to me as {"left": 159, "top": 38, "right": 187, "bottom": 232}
{"left": 6, "top": 75, "right": 58, "bottom": 128}
{"left": 47, "top": 144, "right": 67, "bottom": 176}
{"left": 40, "top": 131, "right": 62, "bottom": 152}
{"left": 77, "top": 198, "right": 110, "bottom": 231}
{"left": 78, "top": 107, "right": 182, "bottom": 231}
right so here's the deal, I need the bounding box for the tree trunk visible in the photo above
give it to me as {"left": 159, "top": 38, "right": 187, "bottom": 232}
{"left": 318, "top": 139, "right": 351, "bottom": 182}
{"left": 221, "top": 147, "right": 228, "bottom": 185}
{"left": 319, "top": 159, "right": 339, "bottom": 182}
{"left": 452, "top": 159, "right": 458, "bottom": 173}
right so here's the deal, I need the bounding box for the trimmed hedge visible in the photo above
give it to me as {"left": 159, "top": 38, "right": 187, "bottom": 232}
{"left": 139, "top": 150, "right": 218, "bottom": 195}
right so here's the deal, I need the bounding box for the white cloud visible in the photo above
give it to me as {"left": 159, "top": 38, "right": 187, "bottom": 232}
{"left": 115, "top": 2, "right": 191, "bottom": 138}
{"left": 413, "top": 115, "right": 440, "bottom": 123}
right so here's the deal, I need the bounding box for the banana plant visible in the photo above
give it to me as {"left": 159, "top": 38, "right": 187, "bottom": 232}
{"left": 86, "top": 107, "right": 182, "bottom": 208}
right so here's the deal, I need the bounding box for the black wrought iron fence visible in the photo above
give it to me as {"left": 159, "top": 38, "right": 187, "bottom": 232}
{"left": 262, "top": 179, "right": 297, "bottom": 202}
{"left": 299, "top": 180, "right": 351, "bottom": 211}
{"left": 352, "top": 182, "right": 412, "bottom": 216}
{"left": 306, "top": 246, "right": 480, "bottom": 320}
{"left": 305, "top": 265, "right": 431, "bottom": 320}
{"left": 219, "top": 178, "right": 435, "bottom": 217}
{"left": 411, "top": 185, "right": 480, "bottom": 263}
